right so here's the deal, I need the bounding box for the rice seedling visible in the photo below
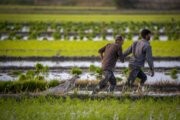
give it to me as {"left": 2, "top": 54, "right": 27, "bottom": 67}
{"left": 170, "top": 68, "right": 178, "bottom": 79}
{"left": 70, "top": 68, "right": 83, "bottom": 75}
{"left": 9, "top": 70, "right": 21, "bottom": 76}
{"left": 0, "top": 97, "right": 179, "bottom": 120}
{"left": 18, "top": 74, "right": 27, "bottom": 81}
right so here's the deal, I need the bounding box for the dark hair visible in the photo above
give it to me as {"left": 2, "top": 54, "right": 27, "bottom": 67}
{"left": 115, "top": 35, "right": 123, "bottom": 41}
{"left": 141, "top": 29, "right": 151, "bottom": 39}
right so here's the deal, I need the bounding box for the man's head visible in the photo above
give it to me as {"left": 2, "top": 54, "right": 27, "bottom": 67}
{"left": 115, "top": 35, "right": 124, "bottom": 45}
{"left": 141, "top": 29, "right": 151, "bottom": 41}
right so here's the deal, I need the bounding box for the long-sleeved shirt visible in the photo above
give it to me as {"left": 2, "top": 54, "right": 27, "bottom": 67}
{"left": 98, "top": 43, "right": 124, "bottom": 72}
{"left": 123, "top": 40, "right": 154, "bottom": 70}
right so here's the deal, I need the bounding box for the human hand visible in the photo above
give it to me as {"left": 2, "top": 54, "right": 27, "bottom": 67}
{"left": 151, "top": 70, "right": 154, "bottom": 77}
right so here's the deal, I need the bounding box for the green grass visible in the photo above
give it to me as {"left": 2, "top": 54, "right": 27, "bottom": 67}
{"left": 0, "top": 5, "right": 115, "bottom": 10}
{"left": 0, "top": 97, "right": 179, "bottom": 120}
{"left": 0, "top": 5, "right": 179, "bottom": 15}
{"left": 0, "top": 14, "right": 179, "bottom": 23}
{"left": 0, "top": 80, "right": 61, "bottom": 93}
{"left": 0, "top": 40, "right": 180, "bottom": 56}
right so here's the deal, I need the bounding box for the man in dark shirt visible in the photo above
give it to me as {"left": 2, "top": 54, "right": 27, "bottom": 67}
{"left": 123, "top": 29, "right": 155, "bottom": 92}
{"left": 92, "top": 35, "right": 124, "bottom": 94}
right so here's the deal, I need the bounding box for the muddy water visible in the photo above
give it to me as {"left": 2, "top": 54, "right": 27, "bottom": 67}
{"left": 0, "top": 61, "right": 180, "bottom": 68}
{"left": 0, "top": 71, "right": 179, "bottom": 84}
{"left": 67, "top": 91, "right": 180, "bottom": 96}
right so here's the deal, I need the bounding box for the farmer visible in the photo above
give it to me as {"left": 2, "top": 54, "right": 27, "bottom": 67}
{"left": 123, "top": 29, "right": 154, "bottom": 92}
{"left": 92, "top": 35, "right": 124, "bottom": 94}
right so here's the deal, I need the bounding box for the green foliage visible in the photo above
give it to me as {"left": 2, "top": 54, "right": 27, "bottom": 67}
{"left": 122, "top": 68, "right": 129, "bottom": 77}
{"left": 89, "top": 64, "right": 96, "bottom": 72}
{"left": 7, "top": 32, "right": 15, "bottom": 40}
{"left": 18, "top": 63, "right": 49, "bottom": 81}
{"left": 153, "top": 33, "right": 160, "bottom": 40}
{"left": 18, "top": 74, "right": 27, "bottom": 81}
{"left": 35, "top": 76, "right": 44, "bottom": 81}
{"left": 116, "top": 77, "right": 123, "bottom": 82}
{"left": 0, "top": 97, "right": 179, "bottom": 119}
{"left": 127, "top": 33, "right": 133, "bottom": 41}
{"left": 26, "top": 70, "right": 35, "bottom": 79}
{"left": 15, "top": 35, "right": 24, "bottom": 40}
{"left": 35, "top": 62, "right": 44, "bottom": 73}
{"left": 3, "top": 21, "right": 180, "bottom": 41}
{"left": 9, "top": 70, "right": 21, "bottom": 76}
{"left": 28, "top": 32, "right": 39, "bottom": 40}
{"left": 170, "top": 69, "right": 178, "bottom": 79}
{"left": 43, "top": 37, "right": 48, "bottom": 41}
{"left": 70, "top": 68, "right": 83, "bottom": 75}
{"left": 48, "top": 80, "right": 60, "bottom": 88}
{"left": 42, "top": 65, "right": 49, "bottom": 73}
{"left": 0, "top": 80, "right": 48, "bottom": 93}
{"left": 95, "top": 67, "right": 103, "bottom": 76}
{"left": 173, "top": 33, "right": 180, "bottom": 40}
{"left": 52, "top": 32, "right": 61, "bottom": 40}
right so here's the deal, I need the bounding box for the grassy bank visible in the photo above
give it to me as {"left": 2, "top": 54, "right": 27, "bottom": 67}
{"left": 0, "top": 41, "right": 180, "bottom": 56}
{"left": 0, "top": 14, "right": 179, "bottom": 23}
{"left": 0, "top": 97, "right": 179, "bottom": 120}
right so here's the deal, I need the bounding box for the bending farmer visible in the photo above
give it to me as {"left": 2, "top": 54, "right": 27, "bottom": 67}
{"left": 93, "top": 35, "right": 124, "bottom": 94}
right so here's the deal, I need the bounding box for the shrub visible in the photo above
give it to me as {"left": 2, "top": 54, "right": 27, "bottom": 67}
{"left": 52, "top": 32, "right": 61, "bottom": 40}
{"left": 28, "top": 32, "right": 39, "bottom": 40}
{"left": 0, "top": 80, "right": 55, "bottom": 93}
{"left": 26, "top": 70, "right": 35, "bottom": 79}
{"left": 95, "top": 67, "right": 103, "bottom": 76}
{"left": 48, "top": 80, "right": 60, "bottom": 88}
{"left": 43, "top": 37, "right": 48, "bottom": 41}
{"left": 170, "top": 69, "right": 178, "bottom": 79}
{"left": 19, "top": 74, "right": 27, "bottom": 81}
{"left": 173, "top": 33, "right": 180, "bottom": 40}
{"left": 122, "top": 68, "right": 129, "bottom": 77}
{"left": 22, "top": 80, "right": 47, "bottom": 92}
{"left": 127, "top": 33, "right": 133, "bottom": 41}
{"left": 8, "top": 32, "right": 15, "bottom": 40}
{"left": 153, "top": 33, "right": 159, "bottom": 41}
{"left": 89, "top": 64, "right": 96, "bottom": 72}
{"left": 35, "top": 76, "right": 44, "bottom": 81}
{"left": 15, "top": 35, "right": 24, "bottom": 40}
{"left": 35, "top": 63, "right": 44, "bottom": 73}
{"left": 50, "top": 23, "right": 57, "bottom": 29}
{"left": 73, "top": 35, "right": 77, "bottom": 40}
{"left": 42, "top": 65, "right": 49, "bottom": 73}
{"left": 116, "top": 77, "right": 123, "bottom": 82}
{"left": 13, "top": 23, "right": 22, "bottom": 31}
{"left": 0, "top": 81, "right": 13, "bottom": 93}
{"left": 70, "top": 68, "right": 83, "bottom": 75}
{"left": 10, "top": 81, "right": 23, "bottom": 93}
{"left": 9, "top": 70, "right": 21, "bottom": 76}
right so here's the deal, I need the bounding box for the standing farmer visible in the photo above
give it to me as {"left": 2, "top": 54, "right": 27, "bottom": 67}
{"left": 93, "top": 35, "right": 124, "bottom": 94}
{"left": 123, "top": 29, "right": 154, "bottom": 92}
